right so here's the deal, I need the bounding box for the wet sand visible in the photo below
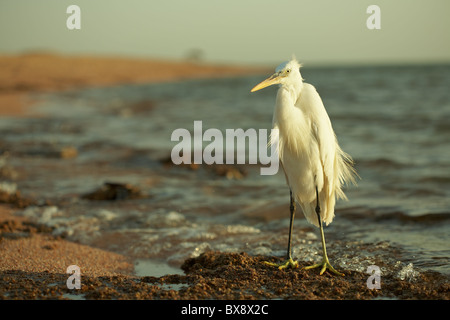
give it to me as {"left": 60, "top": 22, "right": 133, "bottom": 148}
{"left": 0, "top": 53, "right": 448, "bottom": 300}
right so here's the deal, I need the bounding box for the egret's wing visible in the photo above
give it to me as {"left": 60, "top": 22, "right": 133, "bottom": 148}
{"left": 297, "top": 84, "right": 357, "bottom": 201}
{"left": 296, "top": 84, "right": 336, "bottom": 196}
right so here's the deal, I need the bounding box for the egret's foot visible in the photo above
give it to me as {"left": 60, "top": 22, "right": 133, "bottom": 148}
{"left": 303, "top": 258, "right": 344, "bottom": 276}
{"left": 264, "top": 257, "right": 299, "bottom": 270}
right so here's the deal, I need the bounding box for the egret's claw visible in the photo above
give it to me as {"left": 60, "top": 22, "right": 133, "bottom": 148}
{"left": 264, "top": 257, "right": 299, "bottom": 270}
{"left": 303, "top": 259, "right": 344, "bottom": 276}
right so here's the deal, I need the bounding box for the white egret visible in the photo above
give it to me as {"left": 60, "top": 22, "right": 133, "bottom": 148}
{"left": 251, "top": 57, "right": 357, "bottom": 276}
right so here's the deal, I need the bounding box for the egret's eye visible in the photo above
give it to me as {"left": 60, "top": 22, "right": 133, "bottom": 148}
{"left": 286, "top": 69, "right": 291, "bottom": 74}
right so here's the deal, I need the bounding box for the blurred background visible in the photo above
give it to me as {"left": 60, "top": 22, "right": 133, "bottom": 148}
{"left": 0, "top": 0, "right": 449, "bottom": 279}
{"left": 1, "top": 0, "right": 449, "bottom": 66}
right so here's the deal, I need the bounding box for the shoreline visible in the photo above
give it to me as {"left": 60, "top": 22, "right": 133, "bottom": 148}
{"left": 1, "top": 201, "right": 448, "bottom": 299}
{"left": 1, "top": 205, "right": 448, "bottom": 300}
{"left": 0, "top": 53, "right": 265, "bottom": 117}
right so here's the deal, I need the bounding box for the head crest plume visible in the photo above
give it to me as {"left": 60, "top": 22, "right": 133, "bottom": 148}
{"left": 290, "top": 54, "right": 302, "bottom": 69}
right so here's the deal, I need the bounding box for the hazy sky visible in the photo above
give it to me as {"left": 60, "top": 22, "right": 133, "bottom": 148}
{"left": 1, "top": 0, "right": 449, "bottom": 66}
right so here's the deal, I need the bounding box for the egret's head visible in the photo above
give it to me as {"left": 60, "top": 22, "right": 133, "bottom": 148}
{"left": 251, "top": 57, "right": 302, "bottom": 92}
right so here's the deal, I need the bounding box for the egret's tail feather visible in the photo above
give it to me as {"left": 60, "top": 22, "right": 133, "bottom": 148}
{"left": 335, "top": 146, "right": 359, "bottom": 201}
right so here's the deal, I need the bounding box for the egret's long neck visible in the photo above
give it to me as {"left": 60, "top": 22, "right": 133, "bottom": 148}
{"left": 274, "top": 77, "right": 303, "bottom": 126}
{"left": 273, "top": 76, "right": 306, "bottom": 157}
{"left": 273, "top": 71, "right": 304, "bottom": 128}
{"left": 282, "top": 77, "right": 303, "bottom": 104}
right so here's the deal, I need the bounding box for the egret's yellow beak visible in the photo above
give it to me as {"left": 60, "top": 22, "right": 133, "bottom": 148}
{"left": 250, "top": 73, "right": 282, "bottom": 92}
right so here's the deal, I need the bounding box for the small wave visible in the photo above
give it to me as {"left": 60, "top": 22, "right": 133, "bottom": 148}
{"left": 339, "top": 207, "right": 450, "bottom": 224}
{"left": 418, "top": 176, "right": 450, "bottom": 185}
{"left": 357, "top": 158, "right": 408, "bottom": 169}
{"left": 406, "top": 189, "right": 446, "bottom": 197}
{"left": 434, "top": 119, "right": 450, "bottom": 133}
{"left": 375, "top": 211, "right": 450, "bottom": 224}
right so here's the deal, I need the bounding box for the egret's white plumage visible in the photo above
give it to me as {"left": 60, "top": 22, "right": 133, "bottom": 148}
{"left": 251, "top": 56, "right": 357, "bottom": 274}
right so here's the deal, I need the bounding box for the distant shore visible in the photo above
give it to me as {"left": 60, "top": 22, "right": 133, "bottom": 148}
{"left": 0, "top": 53, "right": 264, "bottom": 117}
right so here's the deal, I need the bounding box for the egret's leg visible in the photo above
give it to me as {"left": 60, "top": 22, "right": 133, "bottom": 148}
{"left": 303, "top": 187, "right": 344, "bottom": 276}
{"left": 264, "top": 190, "right": 299, "bottom": 270}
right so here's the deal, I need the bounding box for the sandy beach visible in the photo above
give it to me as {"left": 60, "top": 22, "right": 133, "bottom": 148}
{"left": 0, "top": 53, "right": 448, "bottom": 301}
